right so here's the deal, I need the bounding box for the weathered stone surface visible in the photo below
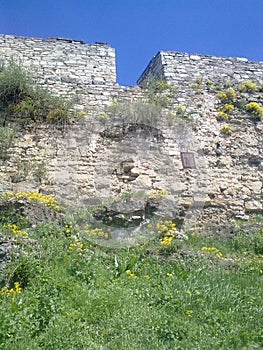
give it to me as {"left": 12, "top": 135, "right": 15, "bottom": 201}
{"left": 0, "top": 34, "right": 262, "bottom": 230}
{"left": 0, "top": 197, "right": 63, "bottom": 225}
{"left": 245, "top": 200, "right": 262, "bottom": 212}
{"left": 132, "top": 175, "right": 152, "bottom": 189}
{"left": 93, "top": 198, "right": 157, "bottom": 228}
{"left": 137, "top": 51, "right": 263, "bottom": 86}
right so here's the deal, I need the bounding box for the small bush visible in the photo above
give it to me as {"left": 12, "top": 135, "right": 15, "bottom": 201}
{"left": 141, "top": 76, "right": 176, "bottom": 107}
{"left": 0, "top": 126, "right": 15, "bottom": 160}
{"left": 245, "top": 102, "right": 263, "bottom": 120}
{"left": 0, "top": 60, "right": 32, "bottom": 107}
{"left": 216, "top": 104, "right": 235, "bottom": 120}
{"left": 106, "top": 100, "right": 161, "bottom": 125}
{"left": 217, "top": 87, "right": 236, "bottom": 103}
{"left": 239, "top": 80, "right": 257, "bottom": 93}
{"left": 220, "top": 124, "right": 231, "bottom": 135}
{"left": 0, "top": 61, "right": 73, "bottom": 126}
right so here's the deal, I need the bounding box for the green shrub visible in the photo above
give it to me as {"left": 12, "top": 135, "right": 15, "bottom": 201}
{"left": 0, "top": 126, "right": 15, "bottom": 160}
{"left": 217, "top": 87, "right": 236, "bottom": 103}
{"left": 239, "top": 80, "right": 257, "bottom": 93}
{"left": 141, "top": 76, "right": 176, "bottom": 107}
{"left": 0, "top": 61, "right": 73, "bottom": 126}
{"left": 245, "top": 102, "right": 263, "bottom": 120}
{"left": 0, "top": 60, "right": 32, "bottom": 107}
{"left": 106, "top": 100, "right": 161, "bottom": 125}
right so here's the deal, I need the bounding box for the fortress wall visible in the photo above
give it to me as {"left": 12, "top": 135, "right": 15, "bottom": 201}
{"left": 138, "top": 51, "right": 263, "bottom": 86}
{"left": 0, "top": 34, "right": 116, "bottom": 97}
{"left": 0, "top": 34, "right": 262, "bottom": 231}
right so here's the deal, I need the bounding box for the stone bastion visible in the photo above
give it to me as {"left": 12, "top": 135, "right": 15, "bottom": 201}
{"left": 0, "top": 34, "right": 262, "bottom": 234}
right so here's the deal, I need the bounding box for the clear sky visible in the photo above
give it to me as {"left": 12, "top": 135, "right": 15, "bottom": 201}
{"left": 0, "top": 0, "right": 262, "bottom": 86}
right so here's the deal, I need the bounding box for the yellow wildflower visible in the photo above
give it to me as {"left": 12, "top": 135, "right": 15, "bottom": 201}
{"left": 186, "top": 310, "right": 193, "bottom": 316}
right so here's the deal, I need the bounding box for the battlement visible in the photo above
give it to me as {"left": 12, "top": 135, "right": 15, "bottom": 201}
{"left": 137, "top": 50, "right": 263, "bottom": 86}
{"left": 0, "top": 34, "right": 116, "bottom": 95}
{"left": 1, "top": 34, "right": 263, "bottom": 92}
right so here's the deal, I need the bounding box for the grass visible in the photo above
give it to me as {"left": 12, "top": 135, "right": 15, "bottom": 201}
{"left": 0, "top": 214, "right": 263, "bottom": 350}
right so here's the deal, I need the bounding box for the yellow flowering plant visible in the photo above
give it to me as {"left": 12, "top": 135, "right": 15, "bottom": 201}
{"left": 239, "top": 80, "right": 257, "bottom": 93}
{"left": 1, "top": 191, "right": 60, "bottom": 211}
{"left": 0, "top": 282, "right": 22, "bottom": 301}
{"left": 81, "top": 224, "right": 110, "bottom": 240}
{"left": 156, "top": 220, "right": 177, "bottom": 248}
{"left": 201, "top": 246, "right": 224, "bottom": 258}
{"left": 4, "top": 223, "right": 28, "bottom": 236}
{"left": 245, "top": 102, "right": 263, "bottom": 120}
{"left": 67, "top": 237, "right": 84, "bottom": 253}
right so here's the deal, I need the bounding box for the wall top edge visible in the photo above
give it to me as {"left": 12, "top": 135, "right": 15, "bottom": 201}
{"left": 0, "top": 33, "right": 112, "bottom": 47}
{"left": 157, "top": 50, "right": 263, "bottom": 64}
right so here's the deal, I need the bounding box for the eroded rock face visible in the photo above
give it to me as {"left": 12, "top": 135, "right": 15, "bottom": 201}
{"left": 100, "top": 123, "right": 164, "bottom": 142}
{"left": 93, "top": 198, "right": 157, "bottom": 228}
{"left": 93, "top": 195, "right": 186, "bottom": 230}
{"left": 0, "top": 197, "right": 63, "bottom": 226}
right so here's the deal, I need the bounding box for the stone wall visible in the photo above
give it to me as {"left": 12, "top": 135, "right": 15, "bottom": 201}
{"left": 0, "top": 34, "right": 116, "bottom": 97}
{"left": 137, "top": 51, "right": 263, "bottom": 86}
{"left": 0, "top": 34, "right": 262, "bottom": 233}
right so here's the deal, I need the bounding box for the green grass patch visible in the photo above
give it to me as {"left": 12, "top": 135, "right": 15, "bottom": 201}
{"left": 0, "top": 220, "right": 263, "bottom": 349}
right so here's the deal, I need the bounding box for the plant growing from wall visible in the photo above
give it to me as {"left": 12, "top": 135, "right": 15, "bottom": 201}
{"left": 190, "top": 77, "right": 203, "bottom": 94}
{"left": 105, "top": 99, "right": 162, "bottom": 125}
{"left": 238, "top": 80, "right": 257, "bottom": 93}
{"left": 141, "top": 76, "right": 177, "bottom": 107}
{"left": 217, "top": 87, "right": 236, "bottom": 104}
{"left": 10, "top": 159, "right": 47, "bottom": 183}
{"left": 0, "top": 126, "right": 15, "bottom": 161}
{"left": 220, "top": 124, "right": 231, "bottom": 135}
{"left": 245, "top": 102, "right": 263, "bottom": 120}
{"left": 0, "top": 61, "right": 74, "bottom": 127}
{"left": 216, "top": 80, "right": 262, "bottom": 123}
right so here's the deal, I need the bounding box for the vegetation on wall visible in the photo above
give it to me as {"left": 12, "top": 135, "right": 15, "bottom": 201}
{"left": 104, "top": 99, "right": 161, "bottom": 125}
{"left": 0, "top": 61, "right": 74, "bottom": 127}
{"left": 0, "top": 126, "right": 15, "bottom": 161}
{"left": 216, "top": 80, "right": 263, "bottom": 122}
{"left": 0, "top": 55, "right": 262, "bottom": 349}
{"left": 141, "top": 76, "right": 177, "bottom": 107}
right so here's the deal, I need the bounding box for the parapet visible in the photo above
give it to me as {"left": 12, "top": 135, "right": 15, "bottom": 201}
{"left": 0, "top": 34, "right": 116, "bottom": 94}
{"left": 137, "top": 50, "right": 263, "bottom": 86}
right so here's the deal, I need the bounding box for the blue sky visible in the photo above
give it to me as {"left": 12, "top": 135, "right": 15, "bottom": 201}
{"left": 0, "top": 0, "right": 262, "bottom": 86}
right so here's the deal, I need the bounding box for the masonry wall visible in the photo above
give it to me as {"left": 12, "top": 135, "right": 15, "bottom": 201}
{"left": 0, "top": 34, "right": 262, "bottom": 232}
{"left": 137, "top": 51, "right": 263, "bottom": 86}
{"left": 0, "top": 34, "right": 116, "bottom": 97}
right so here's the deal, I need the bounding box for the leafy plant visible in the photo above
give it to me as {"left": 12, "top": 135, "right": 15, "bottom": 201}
{"left": 0, "top": 61, "right": 73, "bottom": 126}
{"left": 239, "top": 80, "right": 257, "bottom": 93}
{"left": 217, "top": 87, "right": 236, "bottom": 104}
{"left": 105, "top": 99, "right": 161, "bottom": 125}
{"left": 141, "top": 76, "right": 176, "bottom": 107}
{"left": 245, "top": 102, "right": 263, "bottom": 120}
{"left": 0, "top": 60, "right": 32, "bottom": 107}
{"left": 0, "top": 126, "right": 15, "bottom": 160}
{"left": 220, "top": 124, "right": 231, "bottom": 135}
{"left": 10, "top": 159, "right": 47, "bottom": 183}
